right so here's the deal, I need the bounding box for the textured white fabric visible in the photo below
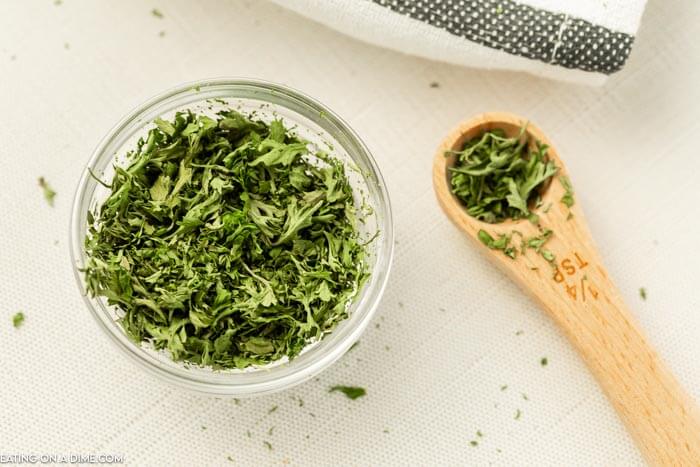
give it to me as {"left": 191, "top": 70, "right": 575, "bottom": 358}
{"left": 271, "top": 0, "right": 648, "bottom": 85}
{"left": 1, "top": 0, "right": 699, "bottom": 465}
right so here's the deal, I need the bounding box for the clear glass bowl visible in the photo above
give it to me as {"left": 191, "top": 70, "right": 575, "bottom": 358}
{"left": 69, "top": 78, "right": 393, "bottom": 396}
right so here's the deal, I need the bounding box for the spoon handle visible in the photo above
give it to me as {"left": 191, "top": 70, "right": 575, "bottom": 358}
{"left": 433, "top": 113, "right": 700, "bottom": 464}
{"left": 500, "top": 210, "right": 700, "bottom": 465}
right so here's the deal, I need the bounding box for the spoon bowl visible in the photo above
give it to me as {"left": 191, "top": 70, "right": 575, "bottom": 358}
{"left": 433, "top": 112, "right": 700, "bottom": 465}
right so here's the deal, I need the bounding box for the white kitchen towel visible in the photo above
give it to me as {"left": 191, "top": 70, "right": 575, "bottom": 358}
{"left": 271, "top": 0, "right": 648, "bottom": 85}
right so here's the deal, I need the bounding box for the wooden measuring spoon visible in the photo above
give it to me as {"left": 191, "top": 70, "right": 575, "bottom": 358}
{"left": 433, "top": 112, "right": 700, "bottom": 465}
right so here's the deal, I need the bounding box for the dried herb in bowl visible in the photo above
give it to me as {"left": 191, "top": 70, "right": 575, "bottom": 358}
{"left": 448, "top": 127, "right": 558, "bottom": 223}
{"left": 84, "top": 109, "right": 370, "bottom": 369}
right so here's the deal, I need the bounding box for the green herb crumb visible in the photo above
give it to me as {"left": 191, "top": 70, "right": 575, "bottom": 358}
{"left": 639, "top": 287, "right": 647, "bottom": 301}
{"left": 38, "top": 177, "right": 56, "bottom": 206}
{"left": 469, "top": 440, "right": 478, "bottom": 447}
{"left": 263, "top": 441, "right": 272, "bottom": 451}
{"left": 514, "top": 409, "right": 522, "bottom": 420}
{"left": 12, "top": 312, "right": 25, "bottom": 328}
{"left": 429, "top": 81, "right": 440, "bottom": 88}
{"left": 540, "top": 357, "right": 548, "bottom": 367}
{"left": 330, "top": 385, "right": 366, "bottom": 400}
{"left": 559, "top": 176, "right": 575, "bottom": 208}
{"left": 541, "top": 249, "right": 555, "bottom": 263}
{"left": 151, "top": 8, "right": 163, "bottom": 18}
{"left": 268, "top": 405, "right": 278, "bottom": 414}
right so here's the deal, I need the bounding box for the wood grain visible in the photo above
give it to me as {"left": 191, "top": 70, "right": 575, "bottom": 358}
{"left": 433, "top": 112, "right": 700, "bottom": 466}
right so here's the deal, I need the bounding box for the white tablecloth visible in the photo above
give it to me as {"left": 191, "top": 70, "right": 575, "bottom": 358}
{"left": 1, "top": 1, "right": 699, "bottom": 465}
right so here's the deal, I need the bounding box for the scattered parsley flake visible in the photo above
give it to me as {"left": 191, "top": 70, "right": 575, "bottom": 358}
{"left": 38, "top": 177, "right": 56, "bottom": 206}
{"left": 639, "top": 287, "right": 647, "bottom": 301}
{"left": 429, "top": 81, "right": 440, "bottom": 88}
{"left": 263, "top": 441, "right": 272, "bottom": 451}
{"left": 12, "top": 312, "right": 25, "bottom": 328}
{"left": 559, "top": 176, "right": 575, "bottom": 208}
{"left": 151, "top": 8, "right": 163, "bottom": 18}
{"left": 500, "top": 384, "right": 508, "bottom": 391}
{"left": 268, "top": 405, "right": 278, "bottom": 414}
{"left": 540, "top": 357, "right": 548, "bottom": 367}
{"left": 514, "top": 409, "right": 522, "bottom": 420}
{"left": 541, "top": 249, "right": 555, "bottom": 263}
{"left": 469, "top": 440, "right": 478, "bottom": 447}
{"left": 330, "top": 385, "right": 366, "bottom": 400}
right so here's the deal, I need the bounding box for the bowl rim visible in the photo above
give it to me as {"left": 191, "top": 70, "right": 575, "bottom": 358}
{"left": 69, "top": 77, "right": 394, "bottom": 396}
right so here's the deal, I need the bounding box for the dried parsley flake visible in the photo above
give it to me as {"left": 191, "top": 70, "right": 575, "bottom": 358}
{"left": 12, "top": 312, "right": 25, "bottom": 328}
{"left": 449, "top": 127, "right": 558, "bottom": 224}
{"left": 38, "top": 177, "right": 56, "bottom": 206}
{"left": 84, "top": 110, "right": 370, "bottom": 369}
{"left": 329, "top": 385, "right": 366, "bottom": 400}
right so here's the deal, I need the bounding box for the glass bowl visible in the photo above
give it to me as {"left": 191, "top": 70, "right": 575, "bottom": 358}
{"left": 69, "top": 78, "right": 393, "bottom": 396}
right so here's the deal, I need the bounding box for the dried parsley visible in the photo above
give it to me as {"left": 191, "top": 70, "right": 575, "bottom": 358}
{"left": 329, "top": 385, "right": 366, "bottom": 400}
{"left": 151, "top": 8, "right": 163, "bottom": 18}
{"left": 449, "top": 127, "right": 558, "bottom": 224}
{"left": 12, "top": 312, "right": 25, "bottom": 328}
{"left": 540, "top": 357, "right": 548, "bottom": 367}
{"left": 38, "top": 177, "right": 56, "bottom": 206}
{"left": 559, "top": 176, "right": 575, "bottom": 208}
{"left": 639, "top": 287, "right": 647, "bottom": 301}
{"left": 84, "top": 110, "right": 370, "bottom": 369}
{"left": 477, "top": 230, "right": 516, "bottom": 258}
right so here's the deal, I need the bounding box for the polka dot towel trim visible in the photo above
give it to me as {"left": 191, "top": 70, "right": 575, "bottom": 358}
{"left": 372, "top": 0, "right": 635, "bottom": 74}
